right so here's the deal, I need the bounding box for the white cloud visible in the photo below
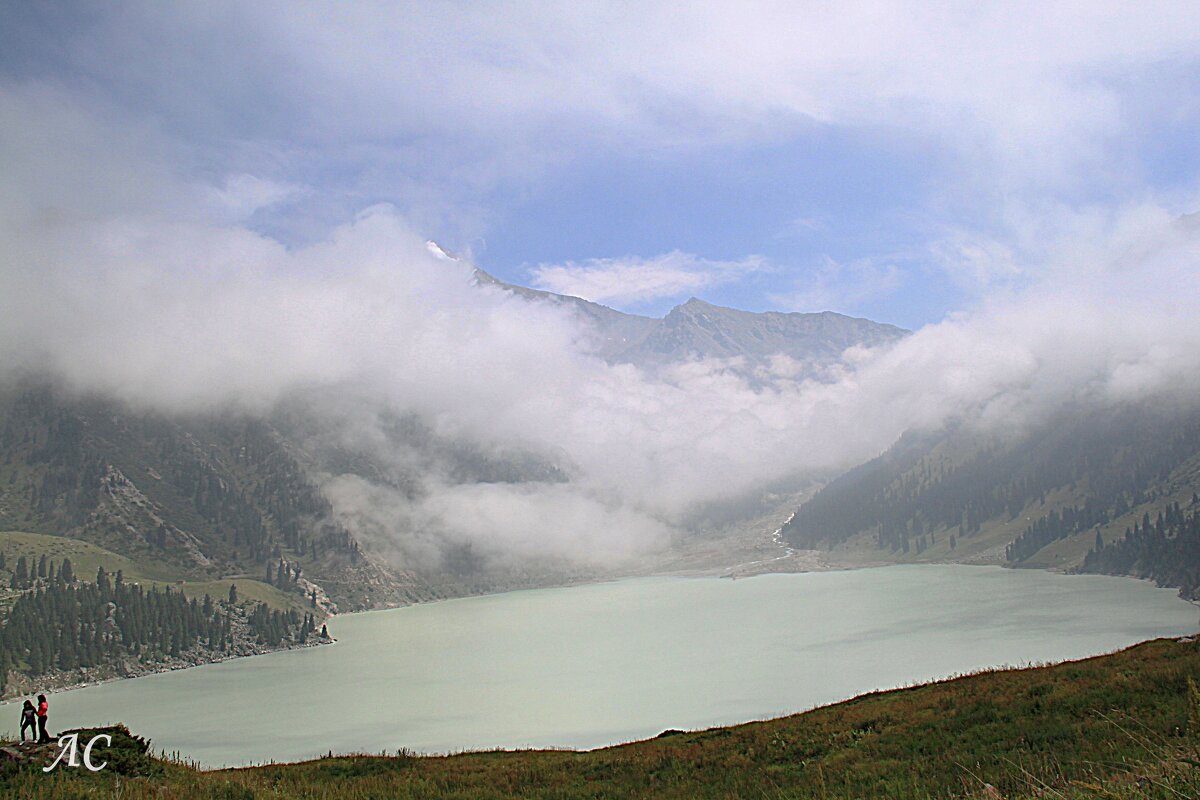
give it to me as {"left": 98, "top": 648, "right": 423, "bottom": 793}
{"left": 770, "top": 256, "right": 906, "bottom": 313}
{"left": 4, "top": 176, "right": 1200, "bottom": 569}
{"left": 11, "top": 3, "right": 1200, "bottom": 211}
{"left": 529, "top": 251, "right": 768, "bottom": 305}
{"left": 5, "top": 4, "right": 1200, "bottom": 572}
{"left": 207, "top": 174, "right": 304, "bottom": 221}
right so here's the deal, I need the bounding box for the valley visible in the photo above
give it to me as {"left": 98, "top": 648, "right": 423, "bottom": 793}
{"left": 6, "top": 7, "right": 1200, "bottom": 796}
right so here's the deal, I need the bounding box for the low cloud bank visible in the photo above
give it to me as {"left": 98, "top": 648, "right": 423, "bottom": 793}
{"left": 4, "top": 76, "right": 1200, "bottom": 568}
{"left": 529, "top": 251, "right": 769, "bottom": 306}
{"left": 3, "top": 189, "right": 1199, "bottom": 569}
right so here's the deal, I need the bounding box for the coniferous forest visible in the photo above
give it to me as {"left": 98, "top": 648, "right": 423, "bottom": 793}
{"left": 0, "top": 556, "right": 320, "bottom": 696}
{"left": 781, "top": 403, "right": 1200, "bottom": 596}
{"left": 1080, "top": 501, "right": 1200, "bottom": 598}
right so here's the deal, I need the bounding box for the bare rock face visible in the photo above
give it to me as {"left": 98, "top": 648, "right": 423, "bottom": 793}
{"left": 628, "top": 298, "right": 907, "bottom": 368}
{"left": 474, "top": 266, "right": 907, "bottom": 375}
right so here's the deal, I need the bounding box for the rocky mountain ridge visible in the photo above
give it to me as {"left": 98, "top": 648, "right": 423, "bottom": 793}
{"left": 473, "top": 264, "right": 907, "bottom": 368}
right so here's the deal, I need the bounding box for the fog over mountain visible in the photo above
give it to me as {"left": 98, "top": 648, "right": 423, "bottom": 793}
{"left": 3, "top": 5, "right": 1200, "bottom": 575}
{"left": 3, "top": 195, "right": 1200, "bottom": 572}
{"left": 464, "top": 244, "right": 907, "bottom": 369}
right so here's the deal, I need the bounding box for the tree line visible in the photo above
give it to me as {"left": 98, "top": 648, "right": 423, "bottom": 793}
{"left": 1004, "top": 502, "right": 1113, "bottom": 562}
{"left": 0, "top": 559, "right": 317, "bottom": 694}
{"left": 781, "top": 406, "right": 1200, "bottom": 560}
{"left": 0, "top": 386, "right": 363, "bottom": 583}
{"left": 1080, "top": 500, "right": 1200, "bottom": 598}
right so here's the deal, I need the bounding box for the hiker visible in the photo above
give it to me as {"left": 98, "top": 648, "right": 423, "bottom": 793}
{"left": 19, "top": 700, "right": 36, "bottom": 742}
{"left": 36, "top": 693, "right": 49, "bottom": 743}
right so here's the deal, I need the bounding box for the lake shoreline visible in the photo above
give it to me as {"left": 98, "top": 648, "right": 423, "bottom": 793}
{"left": 1, "top": 633, "right": 335, "bottom": 704}
{"left": 27, "top": 563, "right": 1195, "bottom": 768}
{"left": 12, "top": 540, "right": 1194, "bottom": 712}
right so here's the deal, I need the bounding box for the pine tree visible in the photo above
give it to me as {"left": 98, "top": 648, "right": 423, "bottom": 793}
{"left": 228, "top": 583, "right": 238, "bottom": 604}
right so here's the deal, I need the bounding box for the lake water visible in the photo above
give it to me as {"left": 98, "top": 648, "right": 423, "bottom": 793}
{"left": 3, "top": 565, "right": 1196, "bottom": 767}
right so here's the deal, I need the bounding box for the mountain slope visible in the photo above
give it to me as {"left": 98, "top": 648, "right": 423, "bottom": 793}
{"left": 0, "top": 257, "right": 911, "bottom": 618}
{"left": 0, "top": 384, "right": 434, "bottom": 612}
{"left": 780, "top": 401, "right": 1200, "bottom": 593}
{"left": 475, "top": 269, "right": 907, "bottom": 369}
{"left": 628, "top": 297, "right": 907, "bottom": 366}
{"left": 472, "top": 268, "right": 660, "bottom": 361}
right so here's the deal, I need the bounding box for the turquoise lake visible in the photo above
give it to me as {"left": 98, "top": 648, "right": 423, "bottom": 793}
{"left": 4, "top": 565, "right": 1195, "bottom": 767}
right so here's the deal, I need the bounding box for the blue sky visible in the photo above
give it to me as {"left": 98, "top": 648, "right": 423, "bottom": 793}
{"left": 4, "top": 2, "right": 1200, "bottom": 331}
{"left": 475, "top": 123, "right": 948, "bottom": 323}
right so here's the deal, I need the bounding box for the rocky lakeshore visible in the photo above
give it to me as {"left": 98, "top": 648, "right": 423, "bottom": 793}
{"left": 1, "top": 633, "right": 334, "bottom": 704}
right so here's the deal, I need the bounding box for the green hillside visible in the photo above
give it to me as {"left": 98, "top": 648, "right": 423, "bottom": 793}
{"left": 0, "top": 529, "right": 328, "bottom": 698}
{"left": 0, "top": 529, "right": 161, "bottom": 583}
{"left": 0, "top": 530, "right": 303, "bottom": 612}
{"left": 4, "top": 637, "right": 1200, "bottom": 798}
{"left": 783, "top": 402, "right": 1200, "bottom": 594}
{"left": 0, "top": 384, "right": 433, "bottom": 613}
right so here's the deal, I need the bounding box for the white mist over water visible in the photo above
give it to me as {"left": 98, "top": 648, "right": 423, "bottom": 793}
{"left": 10, "top": 566, "right": 1194, "bottom": 768}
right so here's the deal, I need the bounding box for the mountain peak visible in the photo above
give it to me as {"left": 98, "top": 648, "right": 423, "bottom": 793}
{"left": 464, "top": 262, "right": 906, "bottom": 371}
{"left": 425, "top": 240, "right": 459, "bottom": 262}
{"left": 670, "top": 297, "right": 723, "bottom": 317}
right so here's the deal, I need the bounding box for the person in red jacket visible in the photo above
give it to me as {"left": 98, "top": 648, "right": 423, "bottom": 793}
{"left": 36, "top": 693, "right": 49, "bottom": 743}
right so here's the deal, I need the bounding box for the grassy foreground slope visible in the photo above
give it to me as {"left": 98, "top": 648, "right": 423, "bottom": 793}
{"left": 6, "top": 638, "right": 1200, "bottom": 799}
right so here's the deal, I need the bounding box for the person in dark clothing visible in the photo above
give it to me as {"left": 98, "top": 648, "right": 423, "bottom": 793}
{"left": 19, "top": 700, "right": 36, "bottom": 742}
{"left": 36, "top": 694, "right": 49, "bottom": 743}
